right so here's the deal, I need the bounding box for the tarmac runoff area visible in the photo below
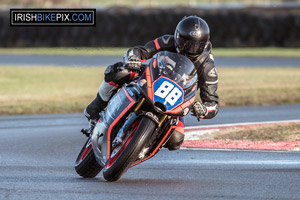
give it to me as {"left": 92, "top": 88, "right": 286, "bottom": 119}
{"left": 1, "top": 54, "right": 300, "bottom": 67}
{"left": 182, "top": 120, "right": 300, "bottom": 151}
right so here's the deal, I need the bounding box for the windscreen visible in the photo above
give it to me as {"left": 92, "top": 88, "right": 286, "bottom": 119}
{"left": 153, "top": 51, "right": 197, "bottom": 89}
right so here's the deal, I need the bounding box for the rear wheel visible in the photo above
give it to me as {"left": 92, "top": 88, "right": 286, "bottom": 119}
{"left": 103, "top": 117, "right": 156, "bottom": 181}
{"left": 75, "top": 137, "right": 103, "bottom": 178}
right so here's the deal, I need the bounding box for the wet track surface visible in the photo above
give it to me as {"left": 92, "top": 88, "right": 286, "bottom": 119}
{"left": 1, "top": 54, "right": 300, "bottom": 67}
{"left": 0, "top": 105, "right": 300, "bottom": 199}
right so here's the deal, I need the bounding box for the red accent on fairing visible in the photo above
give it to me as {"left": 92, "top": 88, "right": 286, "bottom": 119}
{"left": 141, "top": 59, "right": 147, "bottom": 63}
{"left": 108, "top": 81, "right": 119, "bottom": 88}
{"left": 145, "top": 67, "right": 154, "bottom": 101}
{"left": 175, "top": 119, "right": 185, "bottom": 135}
{"left": 153, "top": 58, "right": 157, "bottom": 68}
{"left": 192, "top": 84, "right": 197, "bottom": 91}
{"left": 130, "top": 71, "right": 139, "bottom": 81}
{"left": 106, "top": 119, "right": 141, "bottom": 169}
{"left": 167, "top": 96, "right": 196, "bottom": 114}
{"left": 130, "top": 126, "right": 176, "bottom": 167}
{"left": 154, "top": 38, "right": 160, "bottom": 50}
{"left": 107, "top": 88, "right": 135, "bottom": 158}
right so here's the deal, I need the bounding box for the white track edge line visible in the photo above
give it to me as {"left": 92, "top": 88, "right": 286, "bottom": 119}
{"left": 185, "top": 119, "right": 300, "bottom": 132}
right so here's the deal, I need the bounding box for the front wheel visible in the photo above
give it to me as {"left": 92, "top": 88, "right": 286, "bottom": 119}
{"left": 103, "top": 117, "right": 156, "bottom": 181}
{"left": 75, "top": 137, "right": 103, "bottom": 178}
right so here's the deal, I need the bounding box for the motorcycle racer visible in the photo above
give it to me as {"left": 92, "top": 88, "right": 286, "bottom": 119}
{"left": 84, "top": 16, "right": 219, "bottom": 150}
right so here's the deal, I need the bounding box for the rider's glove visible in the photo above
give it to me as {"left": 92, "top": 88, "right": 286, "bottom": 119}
{"left": 191, "top": 101, "right": 208, "bottom": 121}
{"left": 123, "top": 49, "right": 141, "bottom": 70}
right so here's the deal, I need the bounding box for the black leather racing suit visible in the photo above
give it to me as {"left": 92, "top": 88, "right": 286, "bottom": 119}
{"left": 127, "top": 34, "right": 219, "bottom": 119}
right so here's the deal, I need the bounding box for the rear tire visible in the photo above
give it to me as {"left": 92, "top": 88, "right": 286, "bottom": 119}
{"left": 75, "top": 138, "right": 103, "bottom": 178}
{"left": 103, "top": 117, "right": 156, "bottom": 181}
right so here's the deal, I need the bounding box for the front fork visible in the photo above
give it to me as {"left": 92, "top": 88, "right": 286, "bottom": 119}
{"left": 112, "top": 97, "right": 168, "bottom": 147}
{"left": 135, "top": 97, "right": 169, "bottom": 127}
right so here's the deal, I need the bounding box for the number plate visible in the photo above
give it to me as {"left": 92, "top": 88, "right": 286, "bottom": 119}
{"left": 153, "top": 77, "right": 183, "bottom": 110}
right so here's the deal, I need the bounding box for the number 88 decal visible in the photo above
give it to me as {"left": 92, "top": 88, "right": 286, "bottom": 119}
{"left": 153, "top": 77, "right": 183, "bottom": 110}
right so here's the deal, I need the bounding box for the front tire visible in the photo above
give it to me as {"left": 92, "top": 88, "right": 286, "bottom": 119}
{"left": 75, "top": 137, "right": 103, "bottom": 178}
{"left": 103, "top": 117, "right": 156, "bottom": 181}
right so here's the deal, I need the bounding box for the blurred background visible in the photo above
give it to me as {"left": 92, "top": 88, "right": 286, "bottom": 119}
{"left": 0, "top": 0, "right": 300, "bottom": 47}
{"left": 0, "top": 0, "right": 299, "bottom": 115}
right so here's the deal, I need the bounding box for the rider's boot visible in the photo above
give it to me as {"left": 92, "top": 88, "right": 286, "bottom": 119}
{"left": 84, "top": 73, "right": 120, "bottom": 122}
{"left": 83, "top": 63, "right": 125, "bottom": 132}
{"left": 84, "top": 93, "right": 108, "bottom": 130}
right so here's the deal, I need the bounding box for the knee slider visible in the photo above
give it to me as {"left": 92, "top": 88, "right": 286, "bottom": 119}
{"left": 164, "top": 130, "right": 184, "bottom": 151}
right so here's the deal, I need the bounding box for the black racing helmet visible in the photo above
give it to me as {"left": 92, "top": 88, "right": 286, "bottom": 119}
{"left": 174, "top": 16, "right": 210, "bottom": 56}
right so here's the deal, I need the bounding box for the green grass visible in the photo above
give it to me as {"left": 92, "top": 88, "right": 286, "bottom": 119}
{"left": 0, "top": 66, "right": 300, "bottom": 115}
{"left": 198, "top": 122, "right": 300, "bottom": 142}
{"left": 0, "top": 66, "right": 105, "bottom": 115}
{"left": 0, "top": 47, "right": 299, "bottom": 57}
{"left": 218, "top": 67, "right": 300, "bottom": 106}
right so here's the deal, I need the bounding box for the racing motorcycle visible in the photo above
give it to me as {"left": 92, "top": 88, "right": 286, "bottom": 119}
{"left": 75, "top": 51, "right": 198, "bottom": 181}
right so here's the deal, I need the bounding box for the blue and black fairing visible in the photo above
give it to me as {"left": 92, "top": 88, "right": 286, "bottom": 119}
{"left": 138, "top": 51, "right": 198, "bottom": 114}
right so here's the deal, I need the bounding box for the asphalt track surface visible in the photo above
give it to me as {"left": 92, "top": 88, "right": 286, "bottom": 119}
{"left": 0, "top": 106, "right": 300, "bottom": 199}
{"left": 1, "top": 124, "right": 300, "bottom": 200}
{"left": 0, "top": 104, "right": 299, "bottom": 129}
{"left": 1, "top": 54, "right": 300, "bottom": 67}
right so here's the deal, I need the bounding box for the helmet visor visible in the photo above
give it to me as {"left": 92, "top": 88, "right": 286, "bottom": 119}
{"left": 177, "top": 36, "right": 206, "bottom": 55}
